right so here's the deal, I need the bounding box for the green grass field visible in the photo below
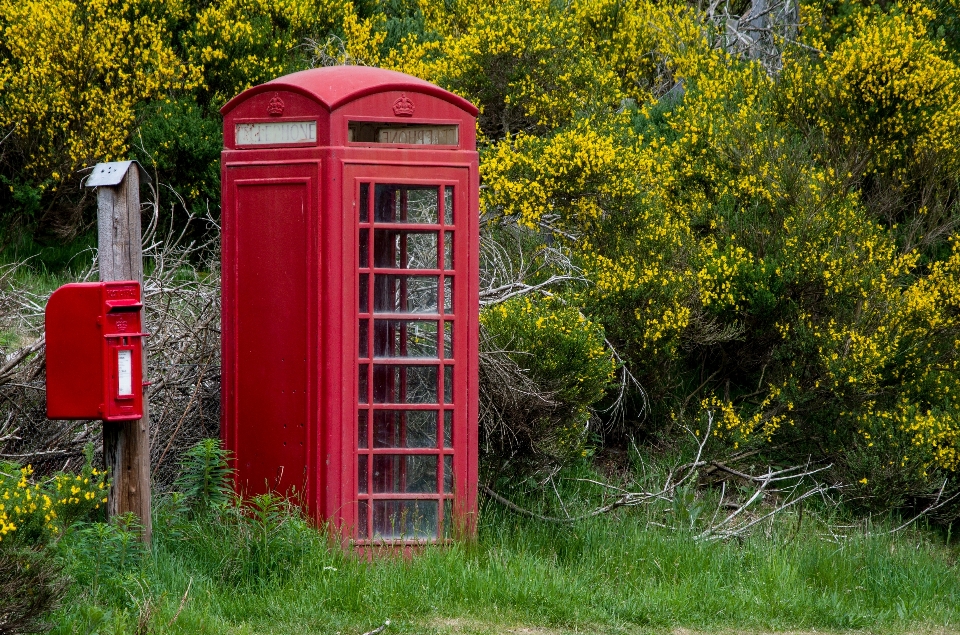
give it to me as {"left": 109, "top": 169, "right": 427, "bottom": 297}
{"left": 47, "top": 489, "right": 960, "bottom": 635}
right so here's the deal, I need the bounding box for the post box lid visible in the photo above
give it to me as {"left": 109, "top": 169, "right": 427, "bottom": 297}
{"left": 220, "top": 66, "right": 478, "bottom": 118}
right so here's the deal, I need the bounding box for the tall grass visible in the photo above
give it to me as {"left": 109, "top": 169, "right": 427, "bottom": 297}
{"left": 48, "top": 485, "right": 960, "bottom": 634}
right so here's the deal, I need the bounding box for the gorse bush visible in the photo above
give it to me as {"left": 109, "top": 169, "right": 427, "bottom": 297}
{"left": 481, "top": 296, "right": 617, "bottom": 459}
{"left": 0, "top": 452, "right": 109, "bottom": 545}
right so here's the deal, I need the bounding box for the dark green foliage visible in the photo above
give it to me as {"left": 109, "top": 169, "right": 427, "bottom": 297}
{"left": 0, "top": 545, "right": 67, "bottom": 635}
{"left": 173, "top": 439, "right": 233, "bottom": 515}
{"left": 134, "top": 98, "right": 222, "bottom": 220}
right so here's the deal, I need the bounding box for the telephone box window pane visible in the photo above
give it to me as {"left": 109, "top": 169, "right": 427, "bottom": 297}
{"left": 359, "top": 319, "right": 369, "bottom": 358}
{"left": 373, "top": 455, "right": 438, "bottom": 493}
{"left": 444, "top": 455, "right": 454, "bottom": 493}
{"left": 375, "top": 185, "right": 439, "bottom": 224}
{"left": 443, "top": 411, "right": 453, "bottom": 447}
{"left": 358, "top": 410, "right": 368, "bottom": 448}
{"left": 444, "top": 233, "right": 453, "bottom": 269}
{"left": 359, "top": 364, "right": 369, "bottom": 404}
{"left": 374, "top": 410, "right": 438, "bottom": 448}
{"left": 443, "top": 278, "right": 453, "bottom": 312}
{"left": 358, "top": 455, "right": 368, "bottom": 494}
{"left": 358, "top": 500, "right": 369, "bottom": 539}
{"left": 374, "top": 230, "right": 438, "bottom": 269}
{"left": 359, "top": 183, "right": 369, "bottom": 223}
{"left": 359, "top": 231, "right": 369, "bottom": 267}
{"left": 374, "top": 275, "right": 438, "bottom": 313}
{"left": 444, "top": 366, "right": 453, "bottom": 403}
{"left": 442, "top": 499, "right": 454, "bottom": 539}
{"left": 372, "top": 365, "right": 438, "bottom": 403}
{"left": 374, "top": 320, "right": 438, "bottom": 358}
{"left": 444, "top": 187, "right": 454, "bottom": 225}
{"left": 359, "top": 274, "right": 369, "bottom": 313}
{"left": 443, "top": 322, "right": 453, "bottom": 358}
{"left": 373, "top": 500, "right": 438, "bottom": 540}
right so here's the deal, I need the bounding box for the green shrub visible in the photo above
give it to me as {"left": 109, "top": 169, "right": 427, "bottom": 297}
{"left": 480, "top": 295, "right": 617, "bottom": 460}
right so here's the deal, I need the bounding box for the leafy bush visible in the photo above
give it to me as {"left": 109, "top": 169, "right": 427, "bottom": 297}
{"left": 480, "top": 296, "right": 617, "bottom": 460}
{"left": 173, "top": 437, "right": 233, "bottom": 515}
{"left": 0, "top": 452, "right": 110, "bottom": 634}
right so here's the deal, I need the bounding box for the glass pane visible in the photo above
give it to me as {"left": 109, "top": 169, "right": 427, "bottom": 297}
{"left": 358, "top": 499, "right": 369, "bottom": 538}
{"left": 374, "top": 231, "right": 438, "bottom": 269}
{"left": 372, "top": 364, "right": 438, "bottom": 403}
{"left": 359, "top": 364, "right": 368, "bottom": 404}
{"left": 374, "top": 410, "right": 438, "bottom": 448}
{"left": 444, "top": 366, "right": 453, "bottom": 404}
{"left": 444, "top": 322, "right": 453, "bottom": 358}
{"left": 373, "top": 500, "right": 438, "bottom": 540}
{"left": 359, "top": 274, "right": 368, "bottom": 313}
{"left": 358, "top": 410, "right": 368, "bottom": 448}
{"left": 373, "top": 455, "right": 438, "bottom": 493}
{"left": 359, "top": 319, "right": 369, "bottom": 358}
{"left": 359, "top": 183, "right": 369, "bottom": 223}
{"left": 442, "top": 498, "right": 453, "bottom": 539}
{"left": 375, "top": 185, "right": 439, "bottom": 224}
{"left": 443, "top": 277, "right": 453, "bottom": 313}
{"left": 374, "top": 320, "right": 437, "bottom": 358}
{"left": 444, "top": 455, "right": 453, "bottom": 493}
{"left": 444, "top": 232, "right": 453, "bottom": 269}
{"left": 374, "top": 275, "right": 438, "bottom": 313}
{"left": 358, "top": 455, "right": 368, "bottom": 494}
{"left": 444, "top": 186, "right": 454, "bottom": 225}
{"left": 444, "top": 411, "right": 452, "bottom": 447}
{"left": 359, "top": 230, "right": 369, "bottom": 267}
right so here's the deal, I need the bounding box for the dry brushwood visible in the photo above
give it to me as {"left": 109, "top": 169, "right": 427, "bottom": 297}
{"left": 0, "top": 182, "right": 221, "bottom": 489}
{"left": 484, "top": 411, "right": 836, "bottom": 540}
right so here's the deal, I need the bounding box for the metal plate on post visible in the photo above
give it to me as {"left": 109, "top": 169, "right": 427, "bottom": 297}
{"left": 85, "top": 161, "right": 152, "bottom": 187}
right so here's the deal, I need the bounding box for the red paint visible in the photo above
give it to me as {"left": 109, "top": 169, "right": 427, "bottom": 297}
{"left": 45, "top": 281, "right": 145, "bottom": 422}
{"left": 221, "top": 67, "right": 479, "bottom": 545}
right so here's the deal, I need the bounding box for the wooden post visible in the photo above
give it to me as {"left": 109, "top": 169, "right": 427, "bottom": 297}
{"left": 95, "top": 164, "right": 152, "bottom": 545}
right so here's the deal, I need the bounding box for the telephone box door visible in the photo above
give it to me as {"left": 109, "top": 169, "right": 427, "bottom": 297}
{"left": 344, "top": 164, "right": 478, "bottom": 543}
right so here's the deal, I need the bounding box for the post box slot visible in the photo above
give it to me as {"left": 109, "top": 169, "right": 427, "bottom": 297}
{"left": 105, "top": 302, "right": 143, "bottom": 311}
{"left": 349, "top": 122, "right": 458, "bottom": 146}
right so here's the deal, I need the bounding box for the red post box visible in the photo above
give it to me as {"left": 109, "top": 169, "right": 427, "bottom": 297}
{"left": 220, "top": 67, "right": 479, "bottom": 544}
{"left": 45, "top": 281, "right": 145, "bottom": 422}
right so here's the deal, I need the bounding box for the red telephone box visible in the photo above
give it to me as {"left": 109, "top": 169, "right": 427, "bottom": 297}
{"left": 220, "top": 67, "right": 479, "bottom": 544}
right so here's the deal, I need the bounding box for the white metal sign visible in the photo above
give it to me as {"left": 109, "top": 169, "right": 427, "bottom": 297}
{"left": 378, "top": 125, "right": 458, "bottom": 145}
{"left": 236, "top": 121, "right": 317, "bottom": 145}
{"left": 117, "top": 349, "right": 133, "bottom": 397}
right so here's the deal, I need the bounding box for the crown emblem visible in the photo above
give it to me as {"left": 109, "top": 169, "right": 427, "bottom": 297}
{"left": 392, "top": 93, "right": 415, "bottom": 117}
{"left": 267, "top": 94, "right": 285, "bottom": 116}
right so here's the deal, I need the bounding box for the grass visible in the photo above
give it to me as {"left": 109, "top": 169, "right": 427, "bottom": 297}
{"left": 47, "top": 485, "right": 960, "bottom": 635}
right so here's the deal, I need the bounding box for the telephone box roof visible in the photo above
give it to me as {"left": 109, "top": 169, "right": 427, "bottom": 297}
{"left": 220, "top": 66, "right": 478, "bottom": 117}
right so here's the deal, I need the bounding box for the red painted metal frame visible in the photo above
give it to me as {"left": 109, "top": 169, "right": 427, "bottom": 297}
{"left": 220, "top": 67, "right": 479, "bottom": 545}
{"left": 45, "top": 281, "right": 145, "bottom": 422}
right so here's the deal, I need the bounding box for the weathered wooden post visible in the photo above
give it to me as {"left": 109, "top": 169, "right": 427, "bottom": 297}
{"left": 86, "top": 161, "right": 152, "bottom": 544}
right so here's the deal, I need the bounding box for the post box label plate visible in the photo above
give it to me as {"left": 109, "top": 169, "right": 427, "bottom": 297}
{"left": 117, "top": 349, "right": 133, "bottom": 396}
{"left": 236, "top": 121, "right": 317, "bottom": 145}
